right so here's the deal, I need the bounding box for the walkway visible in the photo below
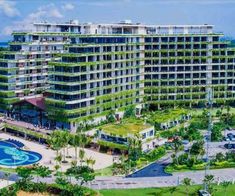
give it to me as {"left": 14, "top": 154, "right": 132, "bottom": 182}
{"left": 1, "top": 164, "right": 235, "bottom": 190}
{"left": 0, "top": 133, "right": 114, "bottom": 171}
{"left": 1, "top": 117, "right": 51, "bottom": 135}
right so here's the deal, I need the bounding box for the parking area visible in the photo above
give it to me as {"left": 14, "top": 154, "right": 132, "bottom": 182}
{"left": 201, "top": 129, "right": 235, "bottom": 158}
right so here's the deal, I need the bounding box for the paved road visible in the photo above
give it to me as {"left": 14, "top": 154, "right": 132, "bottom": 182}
{"left": 89, "top": 168, "right": 235, "bottom": 190}
{"left": 1, "top": 140, "right": 235, "bottom": 190}
{"left": 88, "top": 140, "right": 235, "bottom": 190}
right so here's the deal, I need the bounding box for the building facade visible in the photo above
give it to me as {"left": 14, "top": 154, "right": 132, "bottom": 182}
{"left": 0, "top": 20, "right": 235, "bottom": 131}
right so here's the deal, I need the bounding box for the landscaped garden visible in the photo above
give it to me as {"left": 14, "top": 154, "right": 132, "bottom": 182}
{"left": 144, "top": 108, "right": 190, "bottom": 130}
{"left": 3, "top": 103, "right": 235, "bottom": 194}
{"left": 0, "top": 161, "right": 98, "bottom": 196}
{"left": 99, "top": 183, "right": 235, "bottom": 196}
{"left": 99, "top": 118, "right": 151, "bottom": 137}
{"left": 163, "top": 105, "right": 235, "bottom": 173}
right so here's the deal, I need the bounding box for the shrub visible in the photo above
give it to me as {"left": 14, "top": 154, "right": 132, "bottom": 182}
{"left": 144, "top": 146, "right": 166, "bottom": 162}
{"left": 211, "top": 122, "right": 226, "bottom": 141}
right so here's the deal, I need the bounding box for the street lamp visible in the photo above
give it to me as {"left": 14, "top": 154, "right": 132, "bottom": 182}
{"left": 204, "top": 88, "right": 213, "bottom": 192}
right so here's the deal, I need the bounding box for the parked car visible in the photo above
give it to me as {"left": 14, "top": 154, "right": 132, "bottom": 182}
{"left": 204, "top": 135, "right": 209, "bottom": 141}
{"left": 223, "top": 137, "right": 230, "bottom": 141}
{"left": 227, "top": 133, "right": 234, "bottom": 138}
{"left": 230, "top": 136, "right": 235, "bottom": 141}
{"left": 224, "top": 143, "right": 235, "bottom": 149}
{"left": 198, "top": 190, "right": 211, "bottom": 196}
{"left": 182, "top": 140, "right": 189, "bottom": 145}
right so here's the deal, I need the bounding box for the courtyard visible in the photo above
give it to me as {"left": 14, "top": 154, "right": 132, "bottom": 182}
{"left": 0, "top": 132, "right": 113, "bottom": 171}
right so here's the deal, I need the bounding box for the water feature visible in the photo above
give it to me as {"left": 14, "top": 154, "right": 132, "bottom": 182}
{"left": 0, "top": 141, "right": 42, "bottom": 166}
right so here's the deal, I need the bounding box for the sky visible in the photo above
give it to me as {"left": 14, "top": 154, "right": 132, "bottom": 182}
{"left": 0, "top": 0, "right": 235, "bottom": 41}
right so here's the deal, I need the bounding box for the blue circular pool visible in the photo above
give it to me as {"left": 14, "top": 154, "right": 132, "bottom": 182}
{"left": 0, "top": 140, "right": 42, "bottom": 166}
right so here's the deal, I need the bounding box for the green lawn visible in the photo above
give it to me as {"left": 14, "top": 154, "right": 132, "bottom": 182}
{"left": 99, "top": 184, "right": 235, "bottom": 196}
{"left": 100, "top": 119, "right": 152, "bottom": 136}
{"left": 95, "top": 166, "right": 113, "bottom": 176}
{"left": 0, "top": 167, "right": 16, "bottom": 173}
{"left": 149, "top": 108, "right": 188, "bottom": 124}
{"left": 191, "top": 107, "right": 235, "bottom": 117}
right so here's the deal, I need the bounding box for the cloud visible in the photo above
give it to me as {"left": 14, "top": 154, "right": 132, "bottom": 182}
{"left": 78, "top": 0, "right": 235, "bottom": 5}
{"left": 2, "top": 3, "right": 63, "bottom": 35}
{"left": 137, "top": 0, "right": 235, "bottom": 5}
{"left": 50, "top": 7, "right": 63, "bottom": 18}
{"left": 28, "top": 4, "right": 63, "bottom": 20}
{"left": 0, "top": 0, "right": 20, "bottom": 17}
{"left": 62, "top": 3, "right": 75, "bottom": 11}
{"left": 78, "top": 0, "right": 131, "bottom": 6}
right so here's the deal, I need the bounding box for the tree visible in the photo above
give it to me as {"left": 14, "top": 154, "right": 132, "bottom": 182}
{"left": 215, "top": 152, "right": 225, "bottom": 162}
{"left": 65, "top": 132, "right": 72, "bottom": 159}
{"left": 203, "top": 174, "right": 214, "bottom": 193}
{"left": 182, "top": 177, "right": 192, "bottom": 196}
{"left": 190, "top": 140, "right": 205, "bottom": 159}
{"left": 61, "top": 131, "right": 71, "bottom": 163}
{"left": 171, "top": 138, "right": 183, "bottom": 165}
{"left": 220, "top": 104, "right": 232, "bottom": 126}
{"left": 106, "top": 110, "right": 116, "bottom": 123}
{"left": 127, "top": 134, "right": 142, "bottom": 161}
{"left": 216, "top": 109, "right": 222, "bottom": 118}
{"left": 221, "top": 181, "right": 231, "bottom": 196}
{"left": 79, "top": 149, "right": 85, "bottom": 166}
{"left": 34, "top": 164, "right": 51, "bottom": 183}
{"left": 48, "top": 130, "right": 65, "bottom": 165}
{"left": 16, "top": 166, "right": 33, "bottom": 190}
{"left": 78, "top": 131, "right": 88, "bottom": 149}
{"left": 66, "top": 166, "right": 95, "bottom": 195}
{"left": 90, "top": 159, "right": 96, "bottom": 169}
{"left": 211, "top": 122, "right": 224, "bottom": 141}
{"left": 169, "top": 186, "right": 177, "bottom": 195}
{"left": 85, "top": 157, "right": 95, "bottom": 169}
{"left": 123, "top": 105, "right": 135, "bottom": 118}
{"left": 55, "top": 175, "right": 71, "bottom": 192}
{"left": 55, "top": 153, "right": 62, "bottom": 165}
{"left": 70, "top": 133, "right": 81, "bottom": 161}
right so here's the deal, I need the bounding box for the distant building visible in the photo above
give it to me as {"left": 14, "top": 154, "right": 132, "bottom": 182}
{"left": 97, "top": 122, "right": 157, "bottom": 151}
{"left": 0, "top": 20, "right": 234, "bottom": 131}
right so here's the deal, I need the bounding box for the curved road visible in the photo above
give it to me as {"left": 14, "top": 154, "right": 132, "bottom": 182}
{"left": 89, "top": 168, "right": 235, "bottom": 190}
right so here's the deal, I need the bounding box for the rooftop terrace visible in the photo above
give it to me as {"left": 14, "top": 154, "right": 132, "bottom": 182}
{"left": 100, "top": 119, "right": 152, "bottom": 137}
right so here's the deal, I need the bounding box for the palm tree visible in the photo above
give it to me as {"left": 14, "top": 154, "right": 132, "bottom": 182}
{"left": 169, "top": 187, "right": 177, "bottom": 195}
{"left": 190, "top": 140, "right": 205, "bottom": 160}
{"left": 221, "top": 181, "right": 231, "bottom": 196}
{"left": 79, "top": 149, "right": 85, "bottom": 166}
{"left": 64, "top": 131, "right": 72, "bottom": 158}
{"left": 34, "top": 164, "right": 51, "bottom": 183}
{"left": 203, "top": 174, "right": 215, "bottom": 193}
{"left": 127, "top": 134, "right": 142, "bottom": 161}
{"left": 172, "top": 138, "right": 183, "bottom": 165}
{"left": 85, "top": 157, "right": 92, "bottom": 167}
{"left": 80, "top": 132, "right": 88, "bottom": 149}
{"left": 55, "top": 153, "right": 62, "bottom": 172}
{"left": 90, "top": 159, "right": 96, "bottom": 169}
{"left": 70, "top": 160, "right": 77, "bottom": 168}
{"left": 54, "top": 164, "right": 60, "bottom": 173}
{"left": 226, "top": 104, "right": 231, "bottom": 116}
{"left": 48, "top": 130, "right": 64, "bottom": 164}
{"left": 70, "top": 133, "right": 81, "bottom": 161}
{"left": 182, "top": 177, "right": 192, "bottom": 196}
